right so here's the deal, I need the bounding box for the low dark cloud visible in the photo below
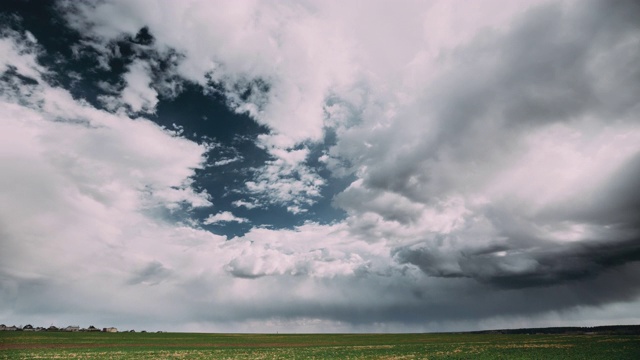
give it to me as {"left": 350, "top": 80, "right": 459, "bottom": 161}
{"left": 127, "top": 261, "right": 172, "bottom": 285}
{"left": 396, "top": 236, "right": 640, "bottom": 290}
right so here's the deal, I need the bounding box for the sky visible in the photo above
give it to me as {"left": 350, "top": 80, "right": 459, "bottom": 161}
{"left": 1, "top": 0, "right": 640, "bottom": 333}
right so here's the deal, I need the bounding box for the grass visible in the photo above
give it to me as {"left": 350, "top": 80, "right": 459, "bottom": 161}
{"left": 1, "top": 331, "right": 639, "bottom": 359}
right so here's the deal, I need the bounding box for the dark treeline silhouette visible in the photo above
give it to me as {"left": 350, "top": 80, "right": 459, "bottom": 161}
{"left": 469, "top": 325, "right": 640, "bottom": 335}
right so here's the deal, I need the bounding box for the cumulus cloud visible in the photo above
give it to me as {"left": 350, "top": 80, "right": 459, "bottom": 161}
{"left": 118, "top": 60, "right": 159, "bottom": 113}
{"left": 60, "top": 0, "right": 360, "bottom": 212}
{"left": 0, "top": 30, "right": 219, "bottom": 326}
{"left": 204, "top": 211, "right": 248, "bottom": 225}
{"left": 232, "top": 199, "right": 259, "bottom": 210}
{"left": 212, "top": 156, "right": 242, "bottom": 167}
{"left": 221, "top": 222, "right": 379, "bottom": 279}
{"left": 245, "top": 146, "right": 324, "bottom": 213}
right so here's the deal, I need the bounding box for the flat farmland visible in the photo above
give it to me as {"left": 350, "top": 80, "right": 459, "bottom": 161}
{"left": 1, "top": 331, "right": 639, "bottom": 359}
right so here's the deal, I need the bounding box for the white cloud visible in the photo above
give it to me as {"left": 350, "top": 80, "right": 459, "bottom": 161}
{"left": 221, "top": 222, "right": 381, "bottom": 279}
{"left": 96, "top": 60, "right": 160, "bottom": 114}
{"left": 63, "top": 0, "right": 356, "bottom": 139}
{"left": 245, "top": 147, "right": 324, "bottom": 212}
{"left": 204, "top": 211, "right": 248, "bottom": 225}
{"left": 212, "top": 156, "right": 242, "bottom": 166}
{"left": 0, "top": 32, "right": 220, "bottom": 324}
{"left": 232, "top": 199, "right": 259, "bottom": 209}
{"left": 120, "top": 60, "right": 159, "bottom": 113}
{"left": 59, "top": 0, "right": 351, "bottom": 211}
{"left": 0, "top": 33, "right": 45, "bottom": 80}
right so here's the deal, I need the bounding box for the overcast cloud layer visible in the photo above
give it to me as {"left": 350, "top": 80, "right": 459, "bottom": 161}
{"left": 1, "top": 0, "right": 640, "bottom": 332}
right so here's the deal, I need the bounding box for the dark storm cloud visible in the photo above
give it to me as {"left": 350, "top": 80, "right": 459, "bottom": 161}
{"left": 172, "top": 261, "right": 640, "bottom": 328}
{"left": 334, "top": 2, "right": 640, "bottom": 244}
{"left": 395, "top": 235, "right": 640, "bottom": 289}
{"left": 329, "top": 0, "right": 640, "bottom": 316}
{"left": 393, "top": 153, "right": 640, "bottom": 289}
{"left": 357, "top": 0, "right": 640, "bottom": 203}
{"left": 543, "top": 153, "right": 640, "bottom": 226}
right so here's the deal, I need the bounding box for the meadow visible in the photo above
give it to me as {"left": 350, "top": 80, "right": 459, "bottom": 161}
{"left": 1, "top": 331, "right": 639, "bottom": 359}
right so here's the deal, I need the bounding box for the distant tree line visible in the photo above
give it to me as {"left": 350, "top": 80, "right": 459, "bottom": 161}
{"left": 468, "top": 325, "right": 640, "bottom": 335}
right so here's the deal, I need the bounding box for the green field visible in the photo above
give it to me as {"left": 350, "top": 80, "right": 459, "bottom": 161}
{"left": 1, "top": 331, "right": 639, "bottom": 359}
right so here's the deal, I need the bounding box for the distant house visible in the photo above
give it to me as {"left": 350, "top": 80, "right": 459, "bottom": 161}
{"left": 5, "top": 326, "right": 18, "bottom": 331}
{"left": 23, "top": 324, "right": 34, "bottom": 331}
{"left": 0, "top": 324, "right": 6, "bottom": 331}
{"left": 64, "top": 326, "right": 80, "bottom": 332}
{"left": 103, "top": 327, "right": 118, "bottom": 333}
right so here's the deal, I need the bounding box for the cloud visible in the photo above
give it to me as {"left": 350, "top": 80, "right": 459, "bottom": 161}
{"left": 127, "top": 261, "right": 173, "bottom": 286}
{"left": 203, "top": 211, "right": 248, "bottom": 225}
{"left": 326, "top": 0, "right": 640, "bottom": 292}
{"left": 232, "top": 199, "right": 259, "bottom": 210}
{"left": 59, "top": 0, "right": 360, "bottom": 212}
{"left": 117, "top": 60, "right": 159, "bottom": 113}
{"left": 244, "top": 147, "right": 324, "bottom": 213}
{"left": 220, "top": 222, "right": 377, "bottom": 279}
{"left": 0, "top": 29, "right": 220, "bottom": 325}
{"left": 212, "top": 156, "right": 242, "bottom": 167}
{"left": 395, "top": 235, "right": 640, "bottom": 288}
